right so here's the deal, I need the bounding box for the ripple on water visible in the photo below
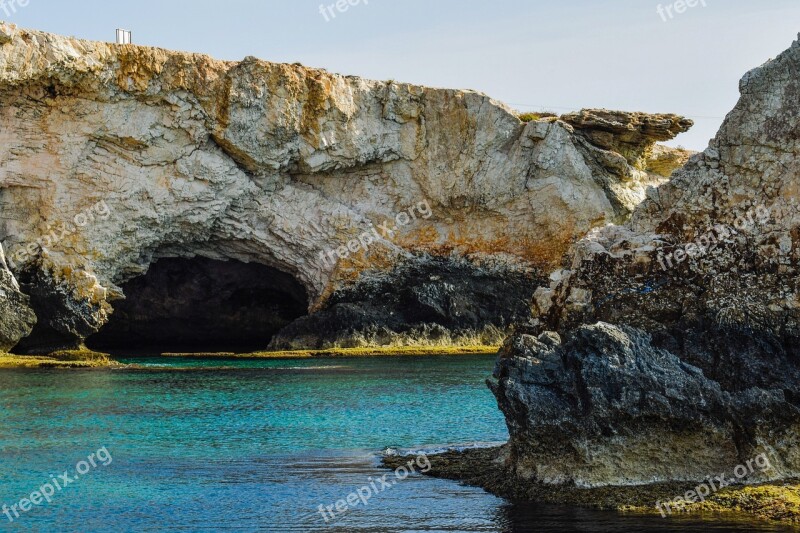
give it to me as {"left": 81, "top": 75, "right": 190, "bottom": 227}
{"left": 0, "top": 356, "right": 793, "bottom": 531}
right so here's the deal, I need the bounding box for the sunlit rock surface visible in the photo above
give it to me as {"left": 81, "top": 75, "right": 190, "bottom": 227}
{"left": 492, "top": 35, "right": 800, "bottom": 487}
{"left": 0, "top": 23, "right": 690, "bottom": 350}
{"left": 0, "top": 244, "right": 35, "bottom": 351}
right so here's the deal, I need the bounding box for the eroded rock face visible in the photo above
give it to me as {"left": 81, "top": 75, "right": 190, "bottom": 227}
{"left": 492, "top": 35, "right": 800, "bottom": 487}
{"left": 491, "top": 324, "right": 799, "bottom": 487}
{"left": 0, "top": 23, "right": 690, "bottom": 350}
{"left": 270, "top": 254, "right": 540, "bottom": 349}
{"left": 561, "top": 109, "right": 693, "bottom": 171}
{"left": 0, "top": 244, "right": 36, "bottom": 351}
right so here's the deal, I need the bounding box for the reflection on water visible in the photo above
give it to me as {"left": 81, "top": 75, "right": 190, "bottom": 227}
{"left": 0, "top": 356, "right": 792, "bottom": 531}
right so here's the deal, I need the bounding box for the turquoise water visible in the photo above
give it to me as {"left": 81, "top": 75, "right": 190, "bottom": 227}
{"left": 0, "top": 355, "right": 796, "bottom": 532}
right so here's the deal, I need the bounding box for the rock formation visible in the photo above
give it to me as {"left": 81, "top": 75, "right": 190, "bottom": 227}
{"left": 0, "top": 243, "right": 36, "bottom": 351}
{"left": 0, "top": 23, "right": 690, "bottom": 352}
{"left": 491, "top": 35, "right": 800, "bottom": 487}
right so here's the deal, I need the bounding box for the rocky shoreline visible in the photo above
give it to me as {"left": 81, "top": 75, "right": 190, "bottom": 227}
{"left": 406, "top": 32, "right": 800, "bottom": 520}
{"left": 2, "top": 21, "right": 800, "bottom": 526}
{"left": 385, "top": 448, "right": 800, "bottom": 524}
{"left": 0, "top": 343, "right": 499, "bottom": 369}
{"left": 0, "top": 349, "right": 116, "bottom": 368}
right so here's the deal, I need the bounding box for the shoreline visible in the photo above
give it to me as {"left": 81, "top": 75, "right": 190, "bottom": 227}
{"left": 0, "top": 345, "right": 500, "bottom": 368}
{"left": 162, "top": 345, "right": 500, "bottom": 359}
{"left": 383, "top": 447, "right": 800, "bottom": 526}
{"left": 0, "top": 349, "right": 118, "bottom": 369}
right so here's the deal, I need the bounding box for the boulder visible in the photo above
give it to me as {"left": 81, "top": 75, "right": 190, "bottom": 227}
{"left": 491, "top": 34, "right": 800, "bottom": 487}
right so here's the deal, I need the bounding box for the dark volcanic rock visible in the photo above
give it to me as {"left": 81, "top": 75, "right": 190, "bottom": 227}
{"left": 491, "top": 323, "right": 799, "bottom": 487}
{"left": 14, "top": 266, "right": 109, "bottom": 354}
{"left": 270, "top": 254, "right": 543, "bottom": 349}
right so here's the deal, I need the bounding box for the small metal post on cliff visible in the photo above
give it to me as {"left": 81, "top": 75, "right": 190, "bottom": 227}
{"left": 115, "top": 29, "right": 131, "bottom": 45}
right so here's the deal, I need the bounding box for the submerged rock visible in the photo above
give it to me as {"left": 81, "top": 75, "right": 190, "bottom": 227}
{"left": 491, "top": 35, "right": 800, "bottom": 488}
{"left": 0, "top": 23, "right": 691, "bottom": 350}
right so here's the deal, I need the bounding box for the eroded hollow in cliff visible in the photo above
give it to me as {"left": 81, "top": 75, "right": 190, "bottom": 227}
{"left": 86, "top": 257, "right": 309, "bottom": 353}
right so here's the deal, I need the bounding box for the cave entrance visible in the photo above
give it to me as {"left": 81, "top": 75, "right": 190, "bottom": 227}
{"left": 86, "top": 257, "right": 309, "bottom": 354}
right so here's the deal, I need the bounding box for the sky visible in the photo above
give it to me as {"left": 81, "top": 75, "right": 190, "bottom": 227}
{"left": 3, "top": 0, "right": 799, "bottom": 150}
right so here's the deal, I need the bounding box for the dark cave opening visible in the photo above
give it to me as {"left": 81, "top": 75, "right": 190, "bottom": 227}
{"left": 86, "top": 257, "right": 309, "bottom": 354}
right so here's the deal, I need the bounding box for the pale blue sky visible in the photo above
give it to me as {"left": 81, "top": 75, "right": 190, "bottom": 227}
{"left": 3, "top": 0, "right": 799, "bottom": 149}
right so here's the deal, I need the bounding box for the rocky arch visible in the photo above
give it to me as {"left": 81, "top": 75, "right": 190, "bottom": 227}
{"left": 0, "top": 24, "right": 694, "bottom": 353}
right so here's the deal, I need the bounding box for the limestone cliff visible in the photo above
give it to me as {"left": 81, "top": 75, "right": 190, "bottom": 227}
{"left": 0, "top": 23, "right": 690, "bottom": 352}
{"left": 491, "top": 35, "right": 800, "bottom": 487}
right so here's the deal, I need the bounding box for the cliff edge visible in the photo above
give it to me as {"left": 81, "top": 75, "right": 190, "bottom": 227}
{"left": 490, "top": 34, "right": 800, "bottom": 489}
{"left": 0, "top": 23, "right": 691, "bottom": 352}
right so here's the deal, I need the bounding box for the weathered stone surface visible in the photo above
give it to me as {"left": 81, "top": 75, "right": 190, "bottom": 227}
{"left": 270, "top": 254, "right": 540, "bottom": 349}
{"left": 0, "top": 244, "right": 36, "bottom": 351}
{"left": 645, "top": 144, "right": 694, "bottom": 178}
{"left": 0, "top": 24, "right": 690, "bottom": 350}
{"left": 491, "top": 324, "right": 798, "bottom": 487}
{"left": 561, "top": 109, "right": 693, "bottom": 171}
{"left": 491, "top": 35, "right": 800, "bottom": 487}
{"left": 0, "top": 22, "right": 14, "bottom": 45}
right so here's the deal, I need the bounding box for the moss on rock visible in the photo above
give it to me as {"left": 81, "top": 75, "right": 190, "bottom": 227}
{"left": 389, "top": 447, "right": 800, "bottom": 526}
{"left": 0, "top": 348, "right": 115, "bottom": 368}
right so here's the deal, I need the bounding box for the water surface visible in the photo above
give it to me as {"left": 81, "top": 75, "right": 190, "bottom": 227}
{"left": 0, "top": 355, "right": 794, "bottom": 531}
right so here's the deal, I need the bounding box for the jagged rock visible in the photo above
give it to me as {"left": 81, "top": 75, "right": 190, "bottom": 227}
{"left": 0, "top": 244, "right": 36, "bottom": 351}
{"left": 14, "top": 267, "right": 109, "bottom": 354}
{"left": 491, "top": 35, "right": 800, "bottom": 487}
{"left": 270, "top": 254, "right": 540, "bottom": 349}
{"left": 0, "top": 22, "right": 14, "bottom": 45}
{"left": 559, "top": 110, "right": 694, "bottom": 219}
{"left": 646, "top": 144, "right": 694, "bottom": 178}
{"left": 561, "top": 109, "right": 693, "bottom": 170}
{"left": 491, "top": 323, "right": 798, "bottom": 487}
{"left": 0, "top": 24, "right": 690, "bottom": 350}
